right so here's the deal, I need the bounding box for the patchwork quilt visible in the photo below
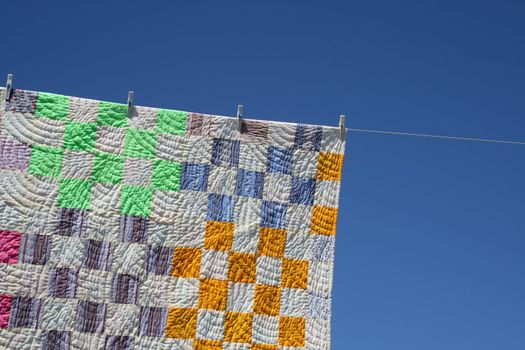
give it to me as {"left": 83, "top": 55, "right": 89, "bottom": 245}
{"left": 0, "top": 88, "right": 345, "bottom": 350}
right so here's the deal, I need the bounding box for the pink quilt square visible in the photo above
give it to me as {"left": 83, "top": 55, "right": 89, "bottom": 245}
{"left": 0, "top": 230, "right": 22, "bottom": 264}
{"left": 0, "top": 295, "right": 13, "bottom": 328}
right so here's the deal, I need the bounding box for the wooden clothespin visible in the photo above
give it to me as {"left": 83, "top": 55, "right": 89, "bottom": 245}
{"left": 5, "top": 74, "right": 13, "bottom": 101}
{"left": 237, "top": 104, "right": 243, "bottom": 131}
{"left": 127, "top": 91, "right": 134, "bottom": 116}
{"left": 339, "top": 114, "right": 346, "bottom": 140}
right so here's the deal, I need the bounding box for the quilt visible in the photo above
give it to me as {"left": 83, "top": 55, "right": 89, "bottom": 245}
{"left": 0, "top": 88, "right": 345, "bottom": 350}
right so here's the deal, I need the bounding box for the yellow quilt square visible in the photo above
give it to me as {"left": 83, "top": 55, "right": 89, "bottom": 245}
{"left": 165, "top": 307, "right": 198, "bottom": 339}
{"left": 282, "top": 258, "right": 308, "bottom": 289}
{"left": 279, "top": 316, "right": 305, "bottom": 347}
{"left": 198, "top": 278, "right": 229, "bottom": 311}
{"left": 258, "top": 228, "right": 286, "bottom": 258}
{"left": 224, "top": 312, "right": 253, "bottom": 343}
{"left": 317, "top": 152, "right": 343, "bottom": 181}
{"left": 205, "top": 221, "right": 234, "bottom": 251}
{"left": 311, "top": 205, "right": 338, "bottom": 236}
{"left": 254, "top": 284, "right": 281, "bottom": 316}
{"left": 171, "top": 247, "right": 202, "bottom": 278}
{"left": 252, "top": 344, "right": 279, "bottom": 350}
{"left": 194, "top": 339, "right": 222, "bottom": 350}
{"left": 228, "top": 252, "right": 256, "bottom": 283}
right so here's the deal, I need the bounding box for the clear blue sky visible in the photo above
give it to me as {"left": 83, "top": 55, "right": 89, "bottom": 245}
{"left": 2, "top": 1, "right": 524, "bottom": 349}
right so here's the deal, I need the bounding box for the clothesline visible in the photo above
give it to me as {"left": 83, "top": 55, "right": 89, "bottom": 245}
{"left": 347, "top": 127, "right": 525, "bottom": 146}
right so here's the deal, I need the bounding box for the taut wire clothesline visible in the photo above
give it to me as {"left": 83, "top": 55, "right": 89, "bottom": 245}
{"left": 347, "top": 128, "right": 525, "bottom": 146}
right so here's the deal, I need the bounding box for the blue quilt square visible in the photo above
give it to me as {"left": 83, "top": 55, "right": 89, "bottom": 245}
{"left": 211, "top": 138, "right": 240, "bottom": 167}
{"left": 207, "top": 194, "right": 234, "bottom": 222}
{"left": 181, "top": 163, "right": 209, "bottom": 192}
{"left": 308, "top": 292, "right": 332, "bottom": 320}
{"left": 260, "top": 200, "right": 287, "bottom": 229}
{"left": 294, "top": 124, "right": 322, "bottom": 151}
{"left": 290, "top": 177, "right": 316, "bottom": 206}
{"left": 235, "top": 169, "right": 265, "bottom": 199}
{"left": 312, "top": 235, "right": 335, "bottom": 262}
{"left": 267, "top": 146, "right": 293, "bottom": 175}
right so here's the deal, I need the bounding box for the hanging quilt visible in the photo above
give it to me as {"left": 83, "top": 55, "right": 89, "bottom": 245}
{"left": 0, "top": 88, "right": 345, "bottom": 350}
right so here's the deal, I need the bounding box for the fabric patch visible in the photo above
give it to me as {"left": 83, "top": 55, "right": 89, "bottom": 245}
{"left": 75, "top": 300, "right": 107, "bottom": 333}
{"left": 6, "top": 89, "right": 37, "bottom": 113}
{"left": 9, "top": 296, "right": 43, "bottom": 329}
{"left": 152, "top": 159, "right": 182, "bottom": 191}
{"left": 0, "top": 230, "right": 22, "bottom": 264}
{"left": 138, "top": 306, "right": 168, "bottom": 337}
{"left": 124, "top": 129, "right": 157, "bottom": 159}
{"left": 207, "top": 194, "right": 234, "bottom": 222}
{"left": 267, "top": 146, "right": 293, "bottom": 175}
{"left": 121, "top": 185, "right": 153, "bottom": 217}
{"left": 235, "top": 169, "right": 265, "bottom": 199}
{"left": 144, "top": 245, "right": 173, "bottom": 275}
{"left": 36, "top": 92, "right": 69, "bottom": 120}
{"left": 211, "top": 139, "right": 240, "bottom": 167}
{"left": 181, "top": 163, "right": 209, "bottom": 192}
{"left": 290, "top": 177, "right": 316, "bottom": 206}
{"left": 260, "top": 201, "right": 287, "bottom": 229}
{"left": 0, "top": 138, "right": 31, "bottom": 171}
{"left": 63, "top": 122, "right": 97, "bottom": 151}
{"left": 83, "top": 239, "right": 114, "bottom": 271}
{"left": 41, "top": 330, "right": 71, "bottom": 350}
{"left": 156, "top": 109, "right": 187, "bottom": 135}
{"left": 29, "top": 145, "right": 64, "bottom": 178}
{"left": 48, "top": 267, "right": 79, "bottom": 298}
{"left": 55, "top": 208, "right": 89, "bottom": 237}
{"left": 91, "top": 152, "right": 125, "bottom": 184}
{"left": 58, "top": 178, "right": 93, "bottom": 209}
{"left": 0, "top": 295, "right": 13, "bottom": 328}
{"left": 19, "top": 234, "right": 51, "bottom": 265}
{"left": 97, "top": 102, "right": 128, "bottom": 128}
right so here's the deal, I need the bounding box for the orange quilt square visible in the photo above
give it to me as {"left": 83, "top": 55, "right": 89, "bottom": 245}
{"left": 228, "top": 252, "right": 256, "bottom": 283}
{"left": 254, "top": 284, "right": 281, "bottom": 316}
{"left": 279, "top": 316, "right": 305, "bottom": 347}
{"left": 198, "top": 278, "right": 229, "bottom": 310}
{"left": 165, "top": 307, "right": 198, "bottom": 339}
{"left": 311, "top": 205, "right": 338, "bottom": 236}
{"left": 205, "top": 221, "right": 234, "bottom": 251}
{"left": 171, "top": 247, "right": 202, "bottom": 278}
{"left": 252, "top": 345, "right": 278, "bottom": 350}
{"left": 317, "top": 152, "right": 344, "bottom": 181}
{"left": 224, "top": 312, "right": 253, "bottom": 343}
{"left": 282, "top": 258, "right": 308, "bottom": 289}
{"left": 194, "top": 339, "right": 222, "bottom": 350}
{"left": 258, "top": 228, "right": 286, "bottom": 258}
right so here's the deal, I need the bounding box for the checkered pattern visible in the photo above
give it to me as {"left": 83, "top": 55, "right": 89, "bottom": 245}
{"left": 0, "top": 88, "right": 345, "bottom": 350}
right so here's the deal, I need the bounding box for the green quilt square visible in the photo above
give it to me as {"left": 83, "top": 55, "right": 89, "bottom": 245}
{"left": 35, "top": 92, "right": 69, "bottom": 120}
{"left": 121, "top": 185, "right": 153, "bottom": 216}
{"left": 124, "top": 129, "right": 157, "bottom": 159}
{"left": 29, "top": 145, "right": 64, "bottom": 177}
{"left": 152, "top": 159, "right": 182, "bottom": 191}
{"left": 97, "top": 101, "right": 128, "bottom": 128}
{"left": 63, "top": 122, "right": 97, "bottom": 151}
{"left": 156, "top": 109, "right": 187, "bottom": 135}
{"left": 58, "top": 178, "right": 93, "bottom": 209}
{"left": 91, "top": 152, "right": 125, "bottom": 184}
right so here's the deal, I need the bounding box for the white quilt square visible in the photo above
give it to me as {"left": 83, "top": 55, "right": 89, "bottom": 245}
{"left": 105, "top": 303, "right": 140, "bottom": 335}
{"left": 256, "top": 256, "right": 282, "bottom": 286}
{"left": 166, "top": 278, "right": 200, "bottom": 308}
{"left": 200, "top": 249, "right": 229, "bottom": 280}
{"left": 227, "top": 282, "right": 254, "bottom": 312}
{"left": 252, "top": 314, "right": 279, "bottom": 345}
{"left": 196, "top": 309, "right": 225, "bottom": 341}
{"left": 41, "top": 298, "right": 78, "bottom": 331}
